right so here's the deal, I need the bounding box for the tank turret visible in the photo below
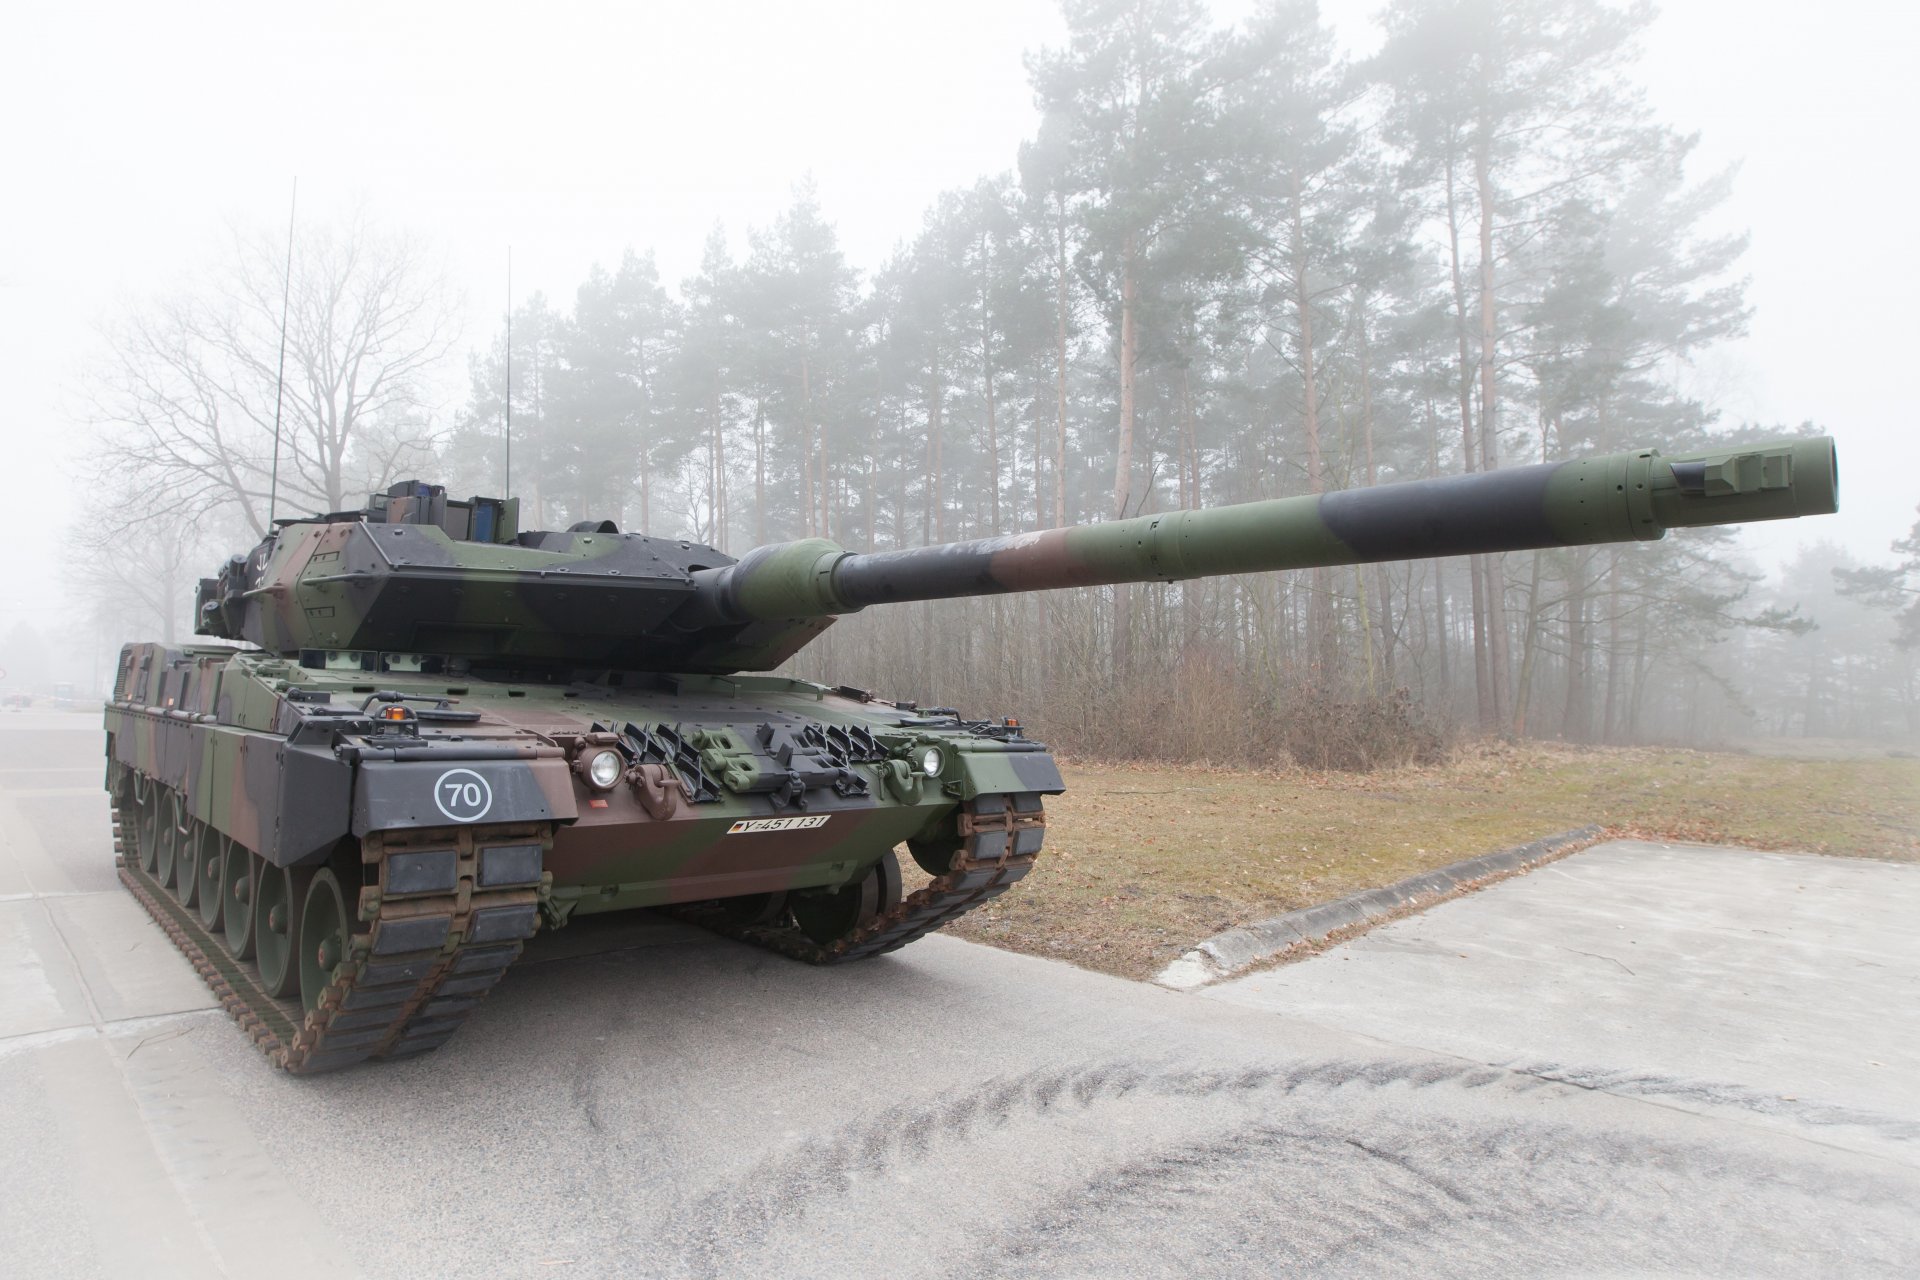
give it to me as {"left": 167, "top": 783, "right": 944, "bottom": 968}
{"left": 200, "top": 437, "right": 1837, "bottom": 675}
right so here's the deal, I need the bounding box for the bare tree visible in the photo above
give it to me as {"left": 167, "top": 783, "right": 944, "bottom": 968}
{"left": 86, "top": 210, "right": 461, "bottom": 537}
{"left": 67, "top": 490, "right": 209, "bottom": 645}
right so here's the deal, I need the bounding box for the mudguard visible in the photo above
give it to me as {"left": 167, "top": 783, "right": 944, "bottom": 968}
{"left": 351, "top": 756, "right": 580, "bottom": 835}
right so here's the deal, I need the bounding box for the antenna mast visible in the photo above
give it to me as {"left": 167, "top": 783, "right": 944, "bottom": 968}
{"left": 266, "top": 178, "right": 297, "bottom": 526}
{"left": 504, "top": 247, "right": 512, "bottom": 497}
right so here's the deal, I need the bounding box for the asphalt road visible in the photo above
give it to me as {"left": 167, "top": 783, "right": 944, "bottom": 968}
{"left": 3, "top": 710, "right": 1915, "bottom": 1278}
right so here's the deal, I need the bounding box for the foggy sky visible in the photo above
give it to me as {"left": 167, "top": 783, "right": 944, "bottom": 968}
{"left": 2, "top": 0, "right": 1914, "bottom": 657}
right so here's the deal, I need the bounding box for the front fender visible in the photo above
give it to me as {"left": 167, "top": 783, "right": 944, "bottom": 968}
{"left": 351, "top": 757, "right": 579, "bottom": 834}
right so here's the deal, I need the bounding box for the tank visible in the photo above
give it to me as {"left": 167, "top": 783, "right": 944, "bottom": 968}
{"left": 102, "top": 435, "right": 1838, "bottom": 1071}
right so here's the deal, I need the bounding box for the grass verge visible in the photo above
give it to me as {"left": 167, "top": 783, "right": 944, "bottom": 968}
{"left": 913, "top": 740, "right": 1920, "bottom": 981}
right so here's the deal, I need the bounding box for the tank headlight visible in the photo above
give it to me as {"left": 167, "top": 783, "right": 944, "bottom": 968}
{"left": 919, "top": 746, "right": 944, "bottom": 777}
{"left": 587, "top": 749, "right": 623, "bottom": 790}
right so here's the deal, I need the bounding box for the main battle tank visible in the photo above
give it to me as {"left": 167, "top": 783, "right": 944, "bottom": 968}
{"left": 103, "top": 435, "right": 1837, "bottom": 1071}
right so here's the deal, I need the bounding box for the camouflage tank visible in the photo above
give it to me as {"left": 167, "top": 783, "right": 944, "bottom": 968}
{"left": 103, "top": 435, "right": 1838, "bottom": 1071}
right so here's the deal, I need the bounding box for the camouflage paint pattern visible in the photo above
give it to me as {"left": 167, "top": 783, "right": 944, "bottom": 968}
{"left": 111, "top": 436, "right": 1833, "bottom": 927}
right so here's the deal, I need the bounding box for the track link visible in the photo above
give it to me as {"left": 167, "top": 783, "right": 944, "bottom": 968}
{"left": 112, "top": 797, "right": 549, "bottom": 1074}
{"left": 679, "top": 791, "right": 1046, "bottom": 963}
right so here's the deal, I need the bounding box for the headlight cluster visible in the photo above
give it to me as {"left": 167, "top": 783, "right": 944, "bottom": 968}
{"left": 919, "top": 746, "right": 944, "bottom": 777}
{"left": 586, "top": 749, "right": 623, "bottom": 790}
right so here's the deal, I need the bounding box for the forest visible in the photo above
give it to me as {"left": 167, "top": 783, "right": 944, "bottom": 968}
{"left": 72, "top": 0, "right": 1920, "bottom": 762}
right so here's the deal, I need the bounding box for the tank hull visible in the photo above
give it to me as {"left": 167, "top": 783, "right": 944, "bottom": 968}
{"left": 103, "top": 642, "right": 1059, "bottom": 1071}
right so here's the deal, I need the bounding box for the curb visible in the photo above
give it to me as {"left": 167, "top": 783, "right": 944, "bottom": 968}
{"left": 1153, "top": 824, "right": 1606, "bottom": 990}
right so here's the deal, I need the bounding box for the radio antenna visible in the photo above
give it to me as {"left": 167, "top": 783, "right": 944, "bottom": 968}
{"left": 503, "top": 247, "right": 512, "bottom": 497}
{"left": 266, "top": 177, "right": 298, "bottom": 527}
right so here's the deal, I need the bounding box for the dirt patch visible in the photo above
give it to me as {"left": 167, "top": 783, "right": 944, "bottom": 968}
{"left": 907, "top": 740, "right": 1920, "bottom": 981}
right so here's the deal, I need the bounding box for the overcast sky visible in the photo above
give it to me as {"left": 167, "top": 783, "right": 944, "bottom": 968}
{"left": 2, "top": 0, "right": 1915, "bottom": 644}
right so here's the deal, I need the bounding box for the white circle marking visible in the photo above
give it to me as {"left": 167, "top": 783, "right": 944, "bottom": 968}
{"left": 433, "top": 767, "right": 494, "bottom": 822}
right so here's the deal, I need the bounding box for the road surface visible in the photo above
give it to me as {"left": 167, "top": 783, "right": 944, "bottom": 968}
{"left": 2, "top": 710, "right": 1914, "bottom": 1277}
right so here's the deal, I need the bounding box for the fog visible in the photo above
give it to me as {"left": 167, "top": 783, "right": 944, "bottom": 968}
{"left": 1, "top": 0, "right": 1914, "bottom": 746}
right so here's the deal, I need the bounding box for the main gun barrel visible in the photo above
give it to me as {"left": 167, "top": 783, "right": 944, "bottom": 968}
{"left": 683, "top": 436, "right": 1837, "bottom": 626}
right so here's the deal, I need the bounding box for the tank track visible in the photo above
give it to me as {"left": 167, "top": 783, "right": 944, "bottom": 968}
{"left": 677, "top": 790, "right": 1046, "bottom": 963}
{"left": 110, "top": 795, "right": 547, "bottom": 1074}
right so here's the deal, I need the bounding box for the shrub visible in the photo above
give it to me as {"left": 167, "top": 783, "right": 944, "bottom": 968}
{"left": 1278, "top": 683, "right": 1450, "bottom": 772}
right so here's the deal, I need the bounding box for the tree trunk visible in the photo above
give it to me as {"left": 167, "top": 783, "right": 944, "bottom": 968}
{"left": 1112, "top": 231, "right": 1139, "bottom": 678}
{"left": 1512, "top": 550, "right": 1544, "bottom": 735}
{"left": 1426, "top": 395, "right": 1449, "bottom": 705}
{"left": 1475, "top": 125, "right": 1511, "bottom": 728}
{"left": 800, "top": 354, "right": 816, "bottom": 537}
{"left": 1291, "top": 184, "right": 1333, "bottom": 675}
{"left": 1510, "top": 420, "right": 1557, "bottom": 735}
{"left": 753, "top": 400, "right": 766, "bottom": 545}
{"left": 1113, "top": 233, "right": 1138, "bottom": 519}
{"left": 1035, "top": 406, "right": 1051, "bottom": 700}
{"left": 1178, "top": 365, "right": 1194, "bottom": 510}
{"left": 1355, "top": 293, "right": 1394, "bottom": 685}
{"left": 1442, "top": 141, "right": 1494, "bottom": 730}
{"left": 1626, "top": 622, "right": 1650, "bottom": 741}
{"left": 927, "top": 361, "right": 945, "bottom": 542}
{"left": 711, "top": 386, "right": 727, "bottom": 551}
{"left": 1602, "top": 551, "right": 1623, "bottom": 742}
{"left": 1561, "top": 556, "right": 1590, "bottom": 741}
{"left": 865, "top": 450, "right": 876, "bottom": 550}
{"left": 638, "top": 455, "right": 651, "bottom": 538}
{"left": 981, "top": 234, "right": 1001, "bottom": 537}
{"left": 1178, "top": 364, "right": 1201, "bottom": 641}
{"left": 1053, "top": 195, "right": 1070, "bottom": 530}
{"left": 1034, "top": 409, "right": 1047, "bottom": 532}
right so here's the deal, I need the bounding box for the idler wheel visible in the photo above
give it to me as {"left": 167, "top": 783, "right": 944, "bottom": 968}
{"left": 155, "top": 790, "right": 185, "bottom": 889}
{"left": 255, "top": 861, "right": 313, "bottom": 999}
{"left": 176, "top": 819, "right": 204, "bottom": 910}
{"left": 790, "top": 851, "right": 902, "bottom": 946}
{"left": 222, "top": 847, "right": 259, "bottom": 960}
{"left": 196, "top": 832, "right": 227, "bottom": 931}
{"left": 298, "top": 869, "right": 354, "bottom": 1014}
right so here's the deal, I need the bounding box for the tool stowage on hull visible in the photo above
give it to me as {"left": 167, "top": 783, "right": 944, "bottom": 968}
{"left": 106, "top": 434, "right": 1837, "bottom": 1069}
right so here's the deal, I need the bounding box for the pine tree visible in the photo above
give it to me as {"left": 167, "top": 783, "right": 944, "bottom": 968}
{"left": 1028, "top": 0, "right": 1246, "bottom": 675}
{"left": 733, "top": 186, "right": 862, "bottom": 540}
{"left": 555, "top": 250, "right": 679, "bottom": 530}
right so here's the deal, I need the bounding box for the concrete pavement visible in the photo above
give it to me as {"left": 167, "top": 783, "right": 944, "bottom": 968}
{"left": 2, "top": 711, "right": 1915, "bottom": 1277}
{"left": 1202, "top": 839, "right": 1920, "bottom": 1153}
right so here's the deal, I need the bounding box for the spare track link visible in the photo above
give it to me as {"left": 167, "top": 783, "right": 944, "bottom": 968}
{"left": 683, "top": 790, "right": 1046, "bottom": 964}
{"left": 111, "top": 797, "right": 549, "bottom": 1074}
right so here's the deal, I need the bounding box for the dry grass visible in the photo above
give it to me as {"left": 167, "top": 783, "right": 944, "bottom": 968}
{"left": 911, "top": 740, "right": 1920, "bottom": 980}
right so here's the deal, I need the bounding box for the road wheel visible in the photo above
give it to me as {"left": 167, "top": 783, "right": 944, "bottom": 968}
{"left": 155, "top": 791, "right": 185, "bottom": 889}
{"left": 222, "top": 847, "right": 258, "bottom": 960}
{"left": 790, "top": 851, "right": 902, "bottom": 946}
{"left": 176, "top": 819, "right": 204, "bottom": 909}
{"left": 255, "top": 860, "right": 313, "bottom": 999}
{"left": 298, "top": 869, "right": 356, "bottom": 1014}
{"left": 196, "top": 831, "right": 227, "bottom": 930}
{"left": 135, "top": 786, "right": 163, "bottom": 875}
